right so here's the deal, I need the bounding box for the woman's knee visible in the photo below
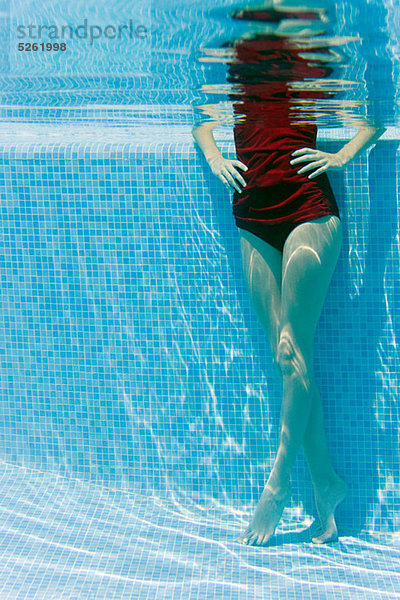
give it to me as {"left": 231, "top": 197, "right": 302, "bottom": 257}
{"left": 277, "top": 332, "right": 312, "bottom": 384}
{"left": 277, "top": 336, "right": 295, "bottom": 374}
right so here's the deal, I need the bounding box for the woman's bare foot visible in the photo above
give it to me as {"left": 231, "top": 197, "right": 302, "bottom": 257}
{"left": 311, "top": 475, "right": 348, "bottom": 544}
{"left": 237, "top": 481, "right": 292, "bottom": 547}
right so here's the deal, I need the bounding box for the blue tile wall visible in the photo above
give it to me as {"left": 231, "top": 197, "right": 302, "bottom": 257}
{"left": 0, "top": 125, "right": 398, "bottom": 535}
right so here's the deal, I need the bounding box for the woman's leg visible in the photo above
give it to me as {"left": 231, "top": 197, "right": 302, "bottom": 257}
{"left": 238, "top": 229, "right": 283, "bottom": 363}
{"left": 238, "top": 216, "right": 346, "bottom": 546}
{"left": 237, "top": 230, "right": 290, "bottom": 548}
{"left": 238, "top": 228, "right": 341, "bottom": 492}
{"left": 270, "top": 215, "right": 347, "bottom": 544}
{"left": 302, "top": 381, "right": 348, "bottom": 543}
{"left": 267, "top": 215, "right": 343, "bottom": 488}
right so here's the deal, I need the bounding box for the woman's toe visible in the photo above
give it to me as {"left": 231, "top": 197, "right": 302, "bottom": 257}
{"left": 312, "top": 527, "right": 323, "bottom": 539}
{"left": 312, "top": 530, "right": 338, "bottom": 544}
{"left": 261, "top": 532, "right": 271, "bottom": 545}
{"left": 238, "top": 527, "right": 251, "bottom": 543}
{"left": 311, "top": 535, "right": 323, "bottom": 544}
{"left": 256, "top": 534, "right": 265, "bottom": 545}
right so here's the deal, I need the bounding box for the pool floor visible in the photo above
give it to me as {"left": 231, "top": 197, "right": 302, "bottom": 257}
{"left": 0, "top": 461, "right": 399, "bottom": 600}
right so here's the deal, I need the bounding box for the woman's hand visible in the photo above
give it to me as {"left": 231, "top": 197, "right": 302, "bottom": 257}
{"left": 207, "top": 153, "right": 248, "bottom": 193}
{"left": 289, "top": 148, "right": 345, "bottom": 179}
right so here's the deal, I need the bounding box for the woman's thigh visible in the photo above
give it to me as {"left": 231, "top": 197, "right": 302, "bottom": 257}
{"left": 280, "top": 215, "right": 343, "bottom": 361}
{"left": 239, "top": 229, "right": 283, "bottom": 357}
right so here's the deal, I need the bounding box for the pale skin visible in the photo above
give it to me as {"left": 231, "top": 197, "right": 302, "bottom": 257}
{"left": 192, "top": 121, "right": 385, "bottom": 545}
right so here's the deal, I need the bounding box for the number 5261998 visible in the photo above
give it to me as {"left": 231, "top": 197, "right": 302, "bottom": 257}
{"left": 18, "top": 42, "right": 67, "bottom": 51}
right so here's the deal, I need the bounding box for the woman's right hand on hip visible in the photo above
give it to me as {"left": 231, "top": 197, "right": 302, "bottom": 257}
{"left": 206, "top": 153, "right": 248, "bottom": 193}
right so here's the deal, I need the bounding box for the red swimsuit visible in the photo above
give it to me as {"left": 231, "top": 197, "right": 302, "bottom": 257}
{"left": 229, "top": 35, "right": 340, "bottom": 251}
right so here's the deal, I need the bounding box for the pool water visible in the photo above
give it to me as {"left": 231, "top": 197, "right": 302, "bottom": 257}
{"left": 0, "top": 0, "right": 399, "bottom": 598}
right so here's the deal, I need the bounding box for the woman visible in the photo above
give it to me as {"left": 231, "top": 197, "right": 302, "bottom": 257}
{"left": 192, "top": 28, "right": 385, "bottom": 547}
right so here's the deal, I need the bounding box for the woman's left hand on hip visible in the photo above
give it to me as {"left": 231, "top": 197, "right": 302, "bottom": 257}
{"left": 289, "top": 148, "right": 345, "bottom": 179}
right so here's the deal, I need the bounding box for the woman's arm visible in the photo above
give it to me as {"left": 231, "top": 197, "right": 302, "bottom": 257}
{"left": 335, "top": 126, "right": 387, "bottom": 165}
{"left": 290, "top": 125, "right": 387, "bottom": 179}
{"left": 192, "top": 122, "right": 248, "bottom": 192}
{"left": 192, "top": 121, "right": 222, "bottom": 162}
